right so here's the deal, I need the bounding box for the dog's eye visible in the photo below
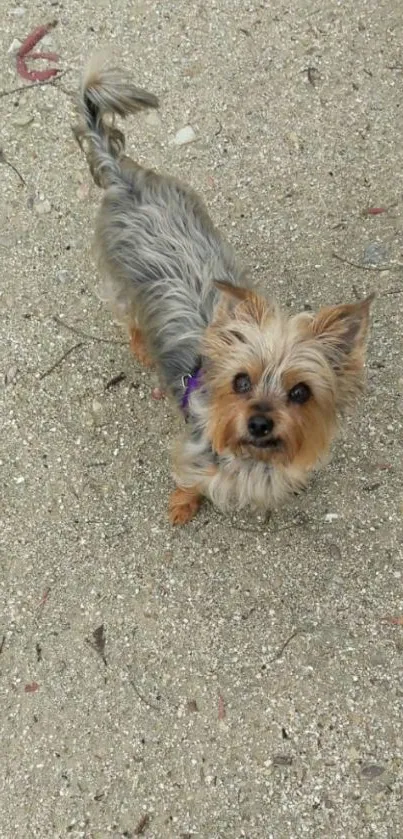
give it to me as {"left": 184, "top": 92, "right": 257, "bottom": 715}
{"left": 229, "top": 330, "right": 247, "bottom": 344}
{"left": 288, "top": 382, "right": 311, "bottom": 404}
{"left": 233, "top": 373, "right": 252, "bottom": 394}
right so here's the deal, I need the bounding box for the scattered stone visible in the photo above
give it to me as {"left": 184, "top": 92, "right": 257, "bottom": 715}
{"left": 285, "top": 131, "right": 302, "bottom": 153}
{"left": 76, "top": 183, "right": 90, "bottom": 201}
{"left": 145, "top": 110, "right": 161, "bottom": 128}
{"left": 91, "top": 399, "right": 104, "bottom": 424}
{"left": 38, "top": 89, "right": 56, "bottom": 114}
{"left": 361, "top": 764, "right": 385, "bottom": 779}
{"left": 173, "top": 125, "right": 197, "bottom": 146}
{"left": 272, "top": 754, "right": 293, "bottom": 766}
{"left": 327, "top": 543, "right": 341, "bottom": 560}
{"left": 151, "top": 386, "right": 165, "bottom": 400}
{"left": 363, "top": 242, "right": 388, "bottom": 266}
{"left": 8, "top": 37, "right": 22, "bottom": 53}
{"left": 184, "top": 60, "right": 203, "bottom": 78}
{"left": 9, "top": 6, "right": 26, "bottom": 15}
{"left": 40, "top": 34, "right": 56, "bottom": 49}
{"left": 56, "top": 270, "right": 71, "bottom": 284}
{"left": 34, "top": 198, "right": 52, "bottom": 215}
{"left": 322, "top": 794, "right": 335, "bottom": 810}
{"left": 12, "top": 112, "right": 34, "bottom": 128}
{"left": 324, "top": 513, "right": 339, "bottom": 523}
{"left": 306, "top": 66, "right": 320, "bottom": 86}
{"left": 187, "top": 699, "right": 198, "bottom": 713}
{"left": 4, "top": 365, "right": 18, "bottom": 385}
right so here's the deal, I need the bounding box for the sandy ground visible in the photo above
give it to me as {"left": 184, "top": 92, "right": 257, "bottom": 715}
{"left": 1, "top": 0, "right": 403, "bottom": 837}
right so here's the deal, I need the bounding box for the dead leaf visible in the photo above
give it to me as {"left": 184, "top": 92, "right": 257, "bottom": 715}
{"left": 86, "top": 624, "right": 107, "bottom": 665}
{"left": 93, "top": 624, "right": 106, "bottom": 655}
{"left": 364, "top": 207, "right": 387, "bottom": 216}
{"left": 24, "top": 681, "right": 39, "bottom": 693}
{"left": 218, "top": 693, "right": 226, "bottom": 720}
{"left": 272, "top": 754, "right": 293, "bottom": 766}
{"left": 134, "top": 813, "right": 150, "bottom": 835}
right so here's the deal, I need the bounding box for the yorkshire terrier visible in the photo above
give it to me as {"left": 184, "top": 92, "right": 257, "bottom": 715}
{"left": 74, "top": 57, "right": 374, "bottom": 525}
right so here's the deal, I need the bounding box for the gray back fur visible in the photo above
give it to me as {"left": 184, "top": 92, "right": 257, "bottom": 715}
{"left": 75, "top": 58, "right": 248, "bottom": 402}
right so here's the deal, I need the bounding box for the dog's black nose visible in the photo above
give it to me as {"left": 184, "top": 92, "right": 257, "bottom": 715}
{"left": 248, "top": 414, "right": 274, "bottom": 438}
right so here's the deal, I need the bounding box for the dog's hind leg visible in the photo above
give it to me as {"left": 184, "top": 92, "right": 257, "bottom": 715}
{"left": 129, "top": 325, "right": 154, "bottom": 369}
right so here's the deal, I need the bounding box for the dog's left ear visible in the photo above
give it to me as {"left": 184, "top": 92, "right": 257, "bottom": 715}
{"left": 311, "top": 293, "right": 375, "bottom": 359}
{"left": 214, "top": 280, "right": 272, "bottom": 326}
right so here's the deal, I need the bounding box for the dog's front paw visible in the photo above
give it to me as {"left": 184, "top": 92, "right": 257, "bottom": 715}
{"left": 169, "top": 487, "right": 201, "bottom": 525}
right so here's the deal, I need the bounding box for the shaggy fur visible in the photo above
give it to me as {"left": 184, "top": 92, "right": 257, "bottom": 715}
{"left": 74, "top": 56, "right": 374, "bottom": 525}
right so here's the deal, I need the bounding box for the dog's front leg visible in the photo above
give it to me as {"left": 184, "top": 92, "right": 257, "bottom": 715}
{"left": 169, "top": 434, "right": 218, "bottom": 525}
{"left": 169, "top": 485, "right": 203, "bottom": 525}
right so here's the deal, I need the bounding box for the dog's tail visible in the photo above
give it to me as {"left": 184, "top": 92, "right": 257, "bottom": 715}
{"left": 74, "top": 54, "right": 159, "bottom": 188}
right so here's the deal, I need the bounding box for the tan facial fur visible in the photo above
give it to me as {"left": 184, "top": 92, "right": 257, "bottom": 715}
{"left": 203, "top": 283, "right": 374, "bottom": 471}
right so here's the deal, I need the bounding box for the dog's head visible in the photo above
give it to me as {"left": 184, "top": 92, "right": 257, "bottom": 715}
{"left": 202, "top": 282, "right": 374, "bottom": 470}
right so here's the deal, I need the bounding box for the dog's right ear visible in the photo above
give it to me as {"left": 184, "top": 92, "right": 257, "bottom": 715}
{"left": 311, "top": 293, "right": 375, "bottom": 360}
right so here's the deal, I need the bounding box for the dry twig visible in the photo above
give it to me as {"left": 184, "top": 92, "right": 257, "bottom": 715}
{"left": 39, "top": 342, "right": 83, "bottom": 380}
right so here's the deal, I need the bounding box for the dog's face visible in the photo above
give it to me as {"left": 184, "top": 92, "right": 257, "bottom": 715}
{"left": 203, "top": 282, "right": 374, "bottom": 469}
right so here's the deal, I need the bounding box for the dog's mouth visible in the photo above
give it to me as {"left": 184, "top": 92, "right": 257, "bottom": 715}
{"left": 244, "top": 437, "right": 283, "bottom": 450}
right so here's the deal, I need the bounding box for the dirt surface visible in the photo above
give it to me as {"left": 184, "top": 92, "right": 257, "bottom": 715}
{"left": 1, "top": 0, "right": 403, "bottom": 837}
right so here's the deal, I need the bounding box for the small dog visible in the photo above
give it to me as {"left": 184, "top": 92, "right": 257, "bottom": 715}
{"left": 74, "top": 57, "right": 374, "bottom": 525}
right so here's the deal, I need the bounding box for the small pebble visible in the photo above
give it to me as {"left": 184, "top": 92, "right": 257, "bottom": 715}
{"left": 12, "top": 112, "right": 34, "bottom": 128}
{"left": 40, "top": 34, "right": 56, "bottom": 48}
{"left": 361, "top": 764, "right": 385, "bottom": 779}
{"left": 9, "top": 6, "right": 26, "bottom": 15}
{"left": 91, "top": 399, "right": 103, "bottom": 415}
{"left": 151, "top": 387, "right": 165, "bottom": 400}
{"left": 272, "top": 754, "right": 293, "bottom": 766}
{"left": 76, "top": 183, "right": 90, "bottom": 201}
{"left": 145, "top": 111, "right": 161, "bottom": 128}
{"left": 285, "top": 131, "right": 302, "bottom": 153}
{"left": 7, "top": 37, "right": 22, "bottom": 53}
{"left": 56, "top": 270, "right": 71, "bottom": 284}
{"left": 90, "top": 400, "right": 104, "bottom": 427}
{"left": 324, "top": 513, "right": 339, "bottom": 522}
{"left": 328, "top": 543, "right": 341, "bottom": 560}
{"left": 173, "top": 125, "right": 197, "bottom": 146}
{"left": 4, "top": 365, "right": 18, "bottom": 385}
{"left": 34, "top": 199, "right": 52, "bottom": 216}
{"left": 363, "top": 242, "right": 388, "bottom": 266}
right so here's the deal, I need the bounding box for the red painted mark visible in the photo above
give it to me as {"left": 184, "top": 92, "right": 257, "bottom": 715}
{"left": 24, "top": 682, "right": 39, "bottom": 693}
{"left": 16, "top": 20, "right": 60, "bottom": 82}
{"left": 365, "top": 207, "right": 387, "bottom": 215}
{"left": 382, "top": 616, "right": 403, "bottom": 626}
{"left": 218, "top": 693, "right": 226, "bottom": 720}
